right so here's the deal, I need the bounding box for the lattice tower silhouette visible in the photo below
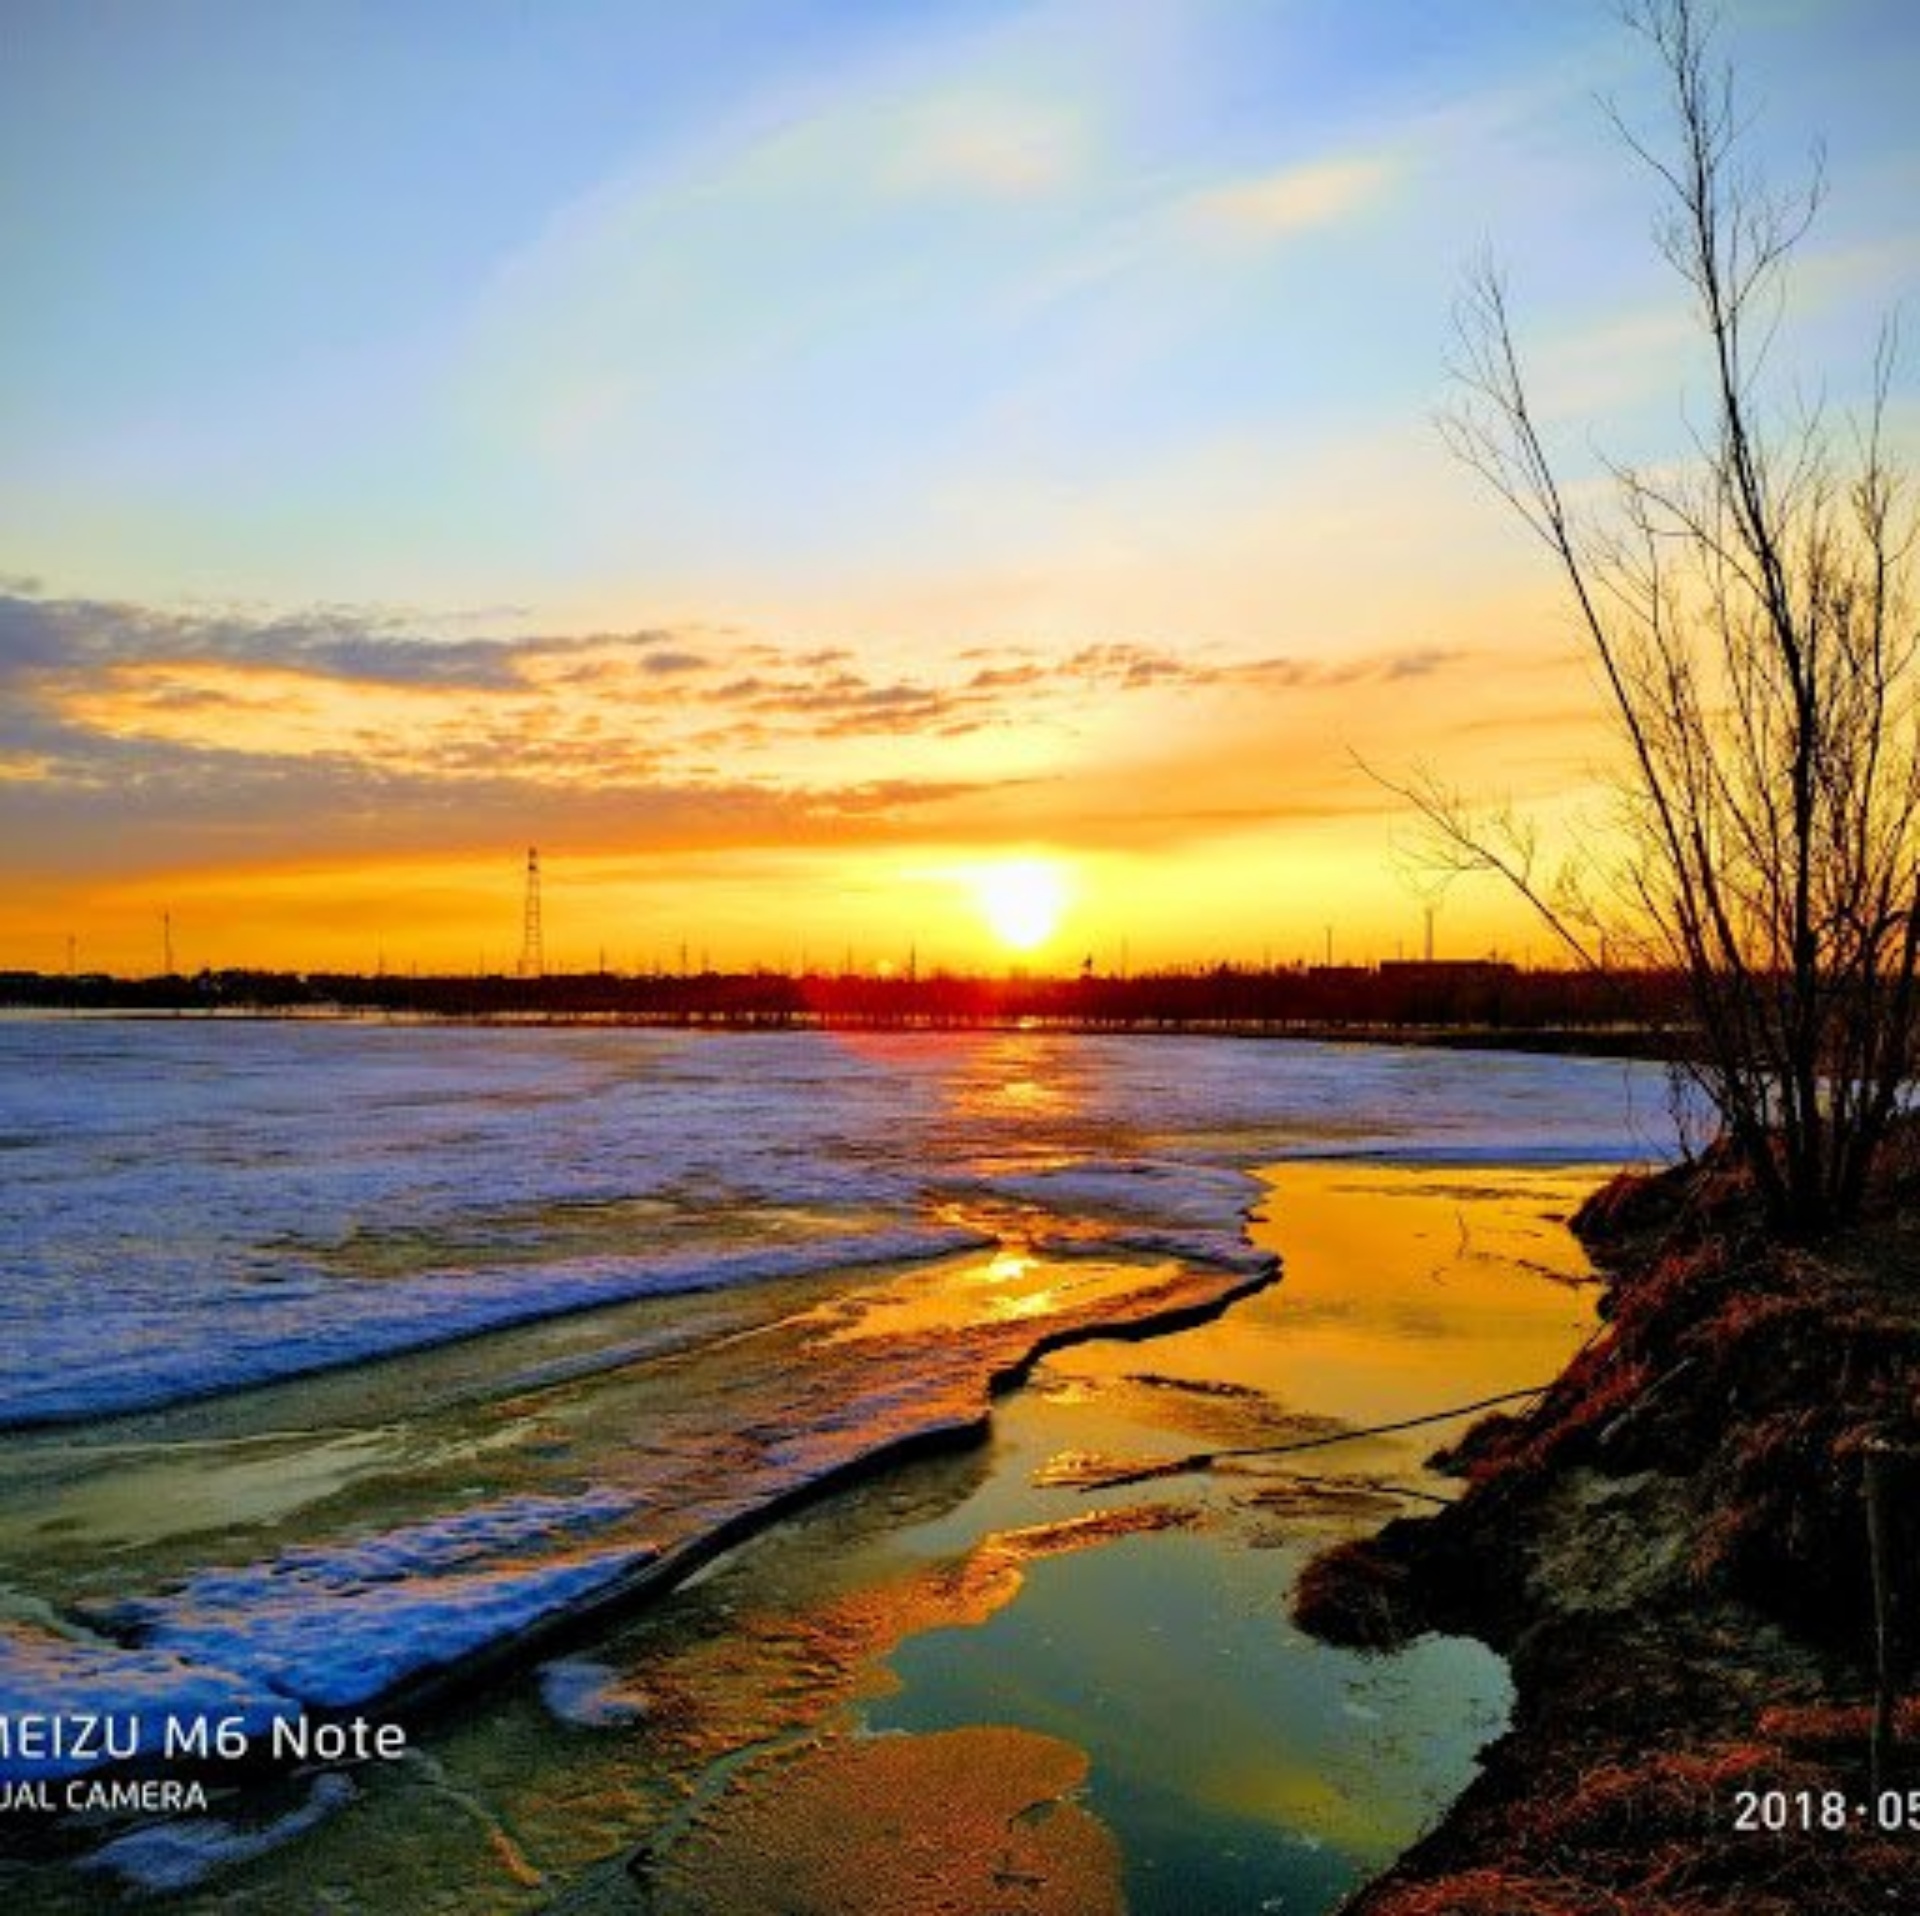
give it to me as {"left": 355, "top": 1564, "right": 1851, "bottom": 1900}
{"left": 518, "top": 846, "right": 544, "bottom": 979}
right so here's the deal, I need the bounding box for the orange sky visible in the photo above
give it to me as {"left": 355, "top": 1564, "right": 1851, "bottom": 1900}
{"left": 0, "top": 587, "right": 1604, "bottom": 974}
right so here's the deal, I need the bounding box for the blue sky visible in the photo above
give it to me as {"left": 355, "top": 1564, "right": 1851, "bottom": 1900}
{"left": 1, "top": 1, "right": 1915, "bottom": 970}
{"left": 8, "top": 0, "right": 1907, "bottom": 623}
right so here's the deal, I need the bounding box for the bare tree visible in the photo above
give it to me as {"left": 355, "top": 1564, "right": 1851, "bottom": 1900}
{"left": 1397, "top": 0, "right": 1918, "bottom": 1236}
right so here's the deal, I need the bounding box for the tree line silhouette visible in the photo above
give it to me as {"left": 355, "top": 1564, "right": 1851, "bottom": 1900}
{"left": 0, "top": 959, "right": 1685, "bottom": 1050}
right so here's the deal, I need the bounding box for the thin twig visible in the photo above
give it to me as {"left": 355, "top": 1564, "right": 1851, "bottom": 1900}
{"left": 1076, "top": 1382, "right": 1555, "bottom": 1491}
{"left": 1242, "top": 1467, "right": 1456, "bottom": 1509}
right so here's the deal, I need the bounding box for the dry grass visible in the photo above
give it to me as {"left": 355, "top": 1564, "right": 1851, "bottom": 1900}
{"left": 1290, "top": 1536, "right": 1417, "bottom": 1649}
{"left": 1360, "top": 1732, "right": 1916, "bottom": 1916}
{"left": 1301, "top": 1140, "right": 1920, "bottom": 1916}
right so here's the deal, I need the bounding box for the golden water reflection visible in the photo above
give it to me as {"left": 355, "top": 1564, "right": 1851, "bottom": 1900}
{"left": 1047, "top": 1160, "right": 1602, "bottom": 1469}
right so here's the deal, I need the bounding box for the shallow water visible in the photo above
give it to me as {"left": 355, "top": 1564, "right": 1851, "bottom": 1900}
{"left": 0, "top": 1021, "right": 1656, "bottom": 1907}
{"left": 867, "top": 1162, "right": 1603, "bottom": 1914}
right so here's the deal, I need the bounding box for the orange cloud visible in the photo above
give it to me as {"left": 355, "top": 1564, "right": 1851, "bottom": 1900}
{"left": 0, "top": 585, "right": 1603, "bottom": 972}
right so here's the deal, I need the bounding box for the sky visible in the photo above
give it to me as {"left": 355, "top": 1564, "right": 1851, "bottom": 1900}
{"left": 2, "top": 0, "right": 1915, "bottom": 975}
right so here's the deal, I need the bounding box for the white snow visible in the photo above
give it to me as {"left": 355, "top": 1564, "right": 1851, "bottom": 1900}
{"left": 112, "top": 1491, "right": 654, "bottom": 1710}
{"left": 0, "top": 1491, "right": 658, "bottom": 1783}
{"left": 0, "top": 1025, "right": 1672, "bottom": 1424}
{"left": 537, "top": 1657, "right": 648, "bottom": 1727}
{"left": 80, "top": 1773, "right": 356, "bottom": 1891}
{"left": 0, "top": 1626, "right": 294, "bottom": 1780}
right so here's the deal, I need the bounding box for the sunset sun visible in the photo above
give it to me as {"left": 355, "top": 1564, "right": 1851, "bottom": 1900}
{"left": 973, "top": 860, "right": 1068, "bottom": 954}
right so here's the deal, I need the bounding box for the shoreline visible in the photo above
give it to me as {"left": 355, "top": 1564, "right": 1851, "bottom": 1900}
{"left": 1295, "top": 1157, "right": 1920, "bottom": 1915}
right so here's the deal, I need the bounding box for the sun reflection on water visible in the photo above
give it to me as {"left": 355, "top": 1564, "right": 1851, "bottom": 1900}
{"left": 974, "top": 1249, "right": 1033, "bottom": 1285}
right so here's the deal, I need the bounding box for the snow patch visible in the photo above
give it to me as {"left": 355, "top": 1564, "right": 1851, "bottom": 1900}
{"left": 0, "top": 1627, "right": 291, "bottom": 1781}
{"left": 2, "top": 1226, "right": 990, "bottom": 1428}
{"left": 538, "top": 1657, "right": 648, "bottom": 1727}
{"left": 81, "top": 1772, "right": 356, "bottom": 1892}
{"left": 109, "top": 1492, "right": 653, "bottom": 1711}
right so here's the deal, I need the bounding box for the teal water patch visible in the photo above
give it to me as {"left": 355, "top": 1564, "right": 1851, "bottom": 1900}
{"left": 869, "top": 1525, "right": 1508, "bottom": 1916}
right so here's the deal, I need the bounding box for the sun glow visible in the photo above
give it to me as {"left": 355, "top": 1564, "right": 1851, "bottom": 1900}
{"left": 973, "top": 859, "right": 1068, "bottom": 953}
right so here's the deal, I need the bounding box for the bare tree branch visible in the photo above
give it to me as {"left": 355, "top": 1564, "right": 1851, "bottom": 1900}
{"left": 1408, "top": 0, "right": 1918, "bottom": 1236}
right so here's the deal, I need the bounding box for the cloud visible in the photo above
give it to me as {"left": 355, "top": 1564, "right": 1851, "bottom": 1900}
{"left": 0, "top": 578, "right": 1496, "bottom": 891}
{"left": 1055, "top": 639, "right": 1467, "bottom": 693}
{"left": 0, "top": 593, "right": 525, "bottom": 692}
{"left": 880, "top": 93, "right": 1090, "bottom": 201}
{"left": 1188, "top": 155, "right": 1393, "bottom": 241}
{"left": 0, "top": 590, "right": 1469, "bottom": 729}
{"left": 0, "top": 590, "right": 1077, "bottom": 875}
{"left": 0, "top": 709, "right": 1013, "bottom": 880}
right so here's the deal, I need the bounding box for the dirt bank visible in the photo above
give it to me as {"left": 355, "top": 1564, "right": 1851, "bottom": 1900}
{"left": 1296, "top": 1148, "right": 1920, "bottom": 1915}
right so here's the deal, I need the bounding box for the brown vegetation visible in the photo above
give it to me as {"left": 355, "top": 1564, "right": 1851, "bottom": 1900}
{"left": 1295, "top": 1142, "right": 1920, "bottom": 1914}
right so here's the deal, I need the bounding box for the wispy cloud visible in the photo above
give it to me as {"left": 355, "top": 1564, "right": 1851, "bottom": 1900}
{"left": 0, "top": 593, "right": 529, "bottom": 691}
{"left": 879, "top": 92, "right": 1092, "bottom": 201}
{"left": 1187, "top": 154, "right": 1394, "bottom": 240}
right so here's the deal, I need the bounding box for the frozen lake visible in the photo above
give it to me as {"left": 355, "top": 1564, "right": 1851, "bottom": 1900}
{"left": 0, "top": 1020, "right": 1674, "bottom": 1908}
